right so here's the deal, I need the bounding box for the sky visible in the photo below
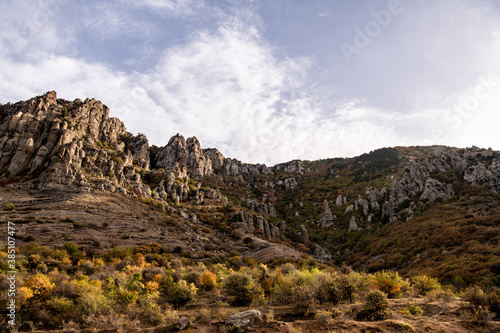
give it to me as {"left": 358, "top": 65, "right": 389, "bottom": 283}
{"left": 1, "top": 0, "right": 500, "bottom": 165}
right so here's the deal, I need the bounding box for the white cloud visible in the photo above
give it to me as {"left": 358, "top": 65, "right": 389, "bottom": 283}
{"left": 317, "top": 11, "right": 330, "bottom": 18}
{"left": 128, "top": 0, "right": 205, "bottom": 17}
{"left": 0, "top": 0, "right": 71, "bottom": 58}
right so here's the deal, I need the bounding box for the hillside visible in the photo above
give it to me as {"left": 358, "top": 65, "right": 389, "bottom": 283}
{"left": 1, "top": 92, "right": 500, "bottom": 332}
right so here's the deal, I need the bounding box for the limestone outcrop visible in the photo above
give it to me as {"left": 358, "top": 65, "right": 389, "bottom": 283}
{"left": 155, "top": 134, "right": 213, "bottom": 180}
{"left": 318, "top": 200, "right": 336, "bottom": 228}
{"left": 0, "top": 91, "right": 145, "bottom": 194}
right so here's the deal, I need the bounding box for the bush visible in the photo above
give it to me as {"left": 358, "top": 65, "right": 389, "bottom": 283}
{"left": 75, "top": 293, "right": 112, "bottom": 320}
{"left": 292, "top": 284, "right": 317, "bottom": 315}
{"left": 371, "top": 270, "right": 403, "bottom": 298}
{"left": 411, "top": 274, "right": 441, "bottom": 296}
{"left": 314, "top": 309, "right": 334, "bottom": 324}
{"left": 185, "top": 270, "right": 203, "bottom": 286}
{"left": 48, "top": 295, "right": 75, "bottom": 314}
{"left": 22, "top": 273, "right": 55, "bottom": 300}
{"left": 400, "top": 304, "right": 424, "bottom": 317}
{"left": 271, "top": 272, "right": 294, "bottom": 305}
{"left": 63, "top": 242, "right": 79, "bottom": 255}
{"left": 115, "top": 288, "right": 139, "bottom": 305}
{"left": 138, "top": 293, "right": 166, "bottom": 325}
{"left": 5, "top": 202, "right": 15, "bottom": 210}
{"left": 462, "top": 286, "right": 500, "bottom": 323}
{"left": 200, "top": 271, "right": 217, "bottom": 291}
{"left": 356, "top": 290, "right": 390, "bottom": 321}
{"left": 224, "top": 272, "right": 256, "bottom": 306}
{"left": 166, "top": 280, "right": 197, "bottom": 309}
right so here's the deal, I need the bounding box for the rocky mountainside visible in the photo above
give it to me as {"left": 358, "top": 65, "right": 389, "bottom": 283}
{"left": 1, "top": 92, "right": 500, "bottom": 284}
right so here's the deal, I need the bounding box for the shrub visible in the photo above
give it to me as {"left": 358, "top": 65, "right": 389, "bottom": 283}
{"left": 224, "top": 272, "right": 256, "bottom": 306}
{"left": 75, "top": 293, "right": 112, "bottom": 320}
{"left": 462, "top": 286, "right": 500, "bottom": 323}
{"left": 371, "top": 270, "right": 403, "bottom": 298}
{"left": 166, "top": 280, "right": 197, "bottom": 309}
{"left": 261, "top": 277, "right": 274, "bottom": 297}
{"left": 185, "top": 270, "right": 203, "bottom": 286}
{"left": 63, "top": 242, "right": 79, "bottom": 255}
{"left": 138, "top": 293, "right": 166, "bottom": 325}
{"left": 292, "top": 283, "right": 317, "bottom": 315}
{"left": 411, "top": 274, "right": 441, "bottom": 296}
{"left": 200, "top": 271, "right": 217, "bottom": 291}
{"left": 48, "top": 295, "right": 75, "bottom": 324}
{"left": 314, "top": 309, "right": 334, "bottom": 324}
{"left": 115, "top": 288, "right": 139, "bottom": 305}
{"left": 28, "top": 254, "right": 43, "bottom": 269}
{"left": 271, "top": 271, "right": 294, "bottom": 305}
{"left": 5, "top": 202, "right": 15, "bottom": 210}
{"left": 388, "top": 320, "right": 416, "bottom": 333}
{"left": 144, "top": 281, "right": 160, "bottom": 293}
{"left": 400, "top": 304, "right": 424, "bottom": 317}
{"left": 356, "top": 290, "right": 391, "bottom": 321}
{"left": 22, "top": 273, "right": 55, "bottom": 300}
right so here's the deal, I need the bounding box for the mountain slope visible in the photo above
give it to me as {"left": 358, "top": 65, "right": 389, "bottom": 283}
{"left": 1, "top": 92, "right": 500, "bottom": 285}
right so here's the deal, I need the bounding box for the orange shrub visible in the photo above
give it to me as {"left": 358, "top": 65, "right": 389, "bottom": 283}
{"left": 200, "top": 271, "right": 217, "bottom": 291}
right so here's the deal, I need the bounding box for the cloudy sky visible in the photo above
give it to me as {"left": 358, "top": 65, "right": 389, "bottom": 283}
{"left": 1, "top": 0, "right": 500, "bottom": 165}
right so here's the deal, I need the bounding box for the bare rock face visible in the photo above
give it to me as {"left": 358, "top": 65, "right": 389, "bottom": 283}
{"left": 464, "top": 163, "right": 499, "bottom": 188}
{"left": 0, "top": 91, "right": 148, "bottom": 194}
{"left": 274, "top": 160, "right": 308, "bottom": 174}
{"left": 224, "top": 158, "right": 270, "bottom": 178}
{"left": 298, "top": 224, "right": 310, "bottom": 245}
{"left": 348, "top": 216, "right": 359, "bottom": 232}
{"left": 318, "top": 200, "right": 336, "bottom": 228}
{"left": 242, "top": 198, "right": 276, "bottom": 218}
{"left": 420, "top": 178, "right": 454, "bottom": 202}
{"left": 335, "top": 194, "right": 347, "bottom": 206}
{"left": 203, "top": 148, "right": 225, "bottom": 170}
{"left": 314, "top": 245, "right": 332, "bottom": 261}
{"left": 128, "top": 134, "right": 150, "bottom": 170}
{"left": 155, "top": 134, "right": 213, "bottom": 180}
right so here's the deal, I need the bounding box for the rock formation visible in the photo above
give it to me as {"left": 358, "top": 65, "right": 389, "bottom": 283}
{"left": 318, "top": 200, "right": 336, "bottom": 228}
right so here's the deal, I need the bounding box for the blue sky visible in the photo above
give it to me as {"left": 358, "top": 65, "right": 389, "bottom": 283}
{"left": 1, "top": 0, "right": 500, "bottom": 165}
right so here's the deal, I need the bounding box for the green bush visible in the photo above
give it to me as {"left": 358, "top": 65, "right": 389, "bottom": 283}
{"left": 356, "top": 290, "right": 390, "bottom": 321}
{"left": 166, "top": 280, "right": 197, "bottom": 309}
{"left": 411, "top": 274, "right": 441, "bottom": 296}
{"left": 75, "top": 293, "right": 112, "bottom": 320}
{"left": 271, "top": 272, "right": 294, "bottom": 305}
{"left": 63, "top": 242, "right": 79, "bottom": 255}
{"left": 48, "top": 295, "right": 75, "bottom": 314}
{"left": 223, "top": 272, "right": 256, "bottom": 306}
{"left": 138, "top": 293, "right": 166, "bottom": 325}
{"left": 115, "top": 288, "right": 139, "bottom": 305}
{"left": 5, "top": 202, "right": 15, "bottom": 210}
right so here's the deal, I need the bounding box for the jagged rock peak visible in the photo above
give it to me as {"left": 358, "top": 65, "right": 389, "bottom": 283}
{"left": 0, "top": 91, "right": 128, "bottom": 177}
{"left": 155, "top": 133, "right": 214, "bottom": 180}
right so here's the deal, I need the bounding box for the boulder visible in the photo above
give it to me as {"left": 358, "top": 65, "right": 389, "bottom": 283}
{"left": 225, "top": 309, "right": 263, "bottom": 328}
{"left": 176, "top": 316, "right": 190, "bottom": 331}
